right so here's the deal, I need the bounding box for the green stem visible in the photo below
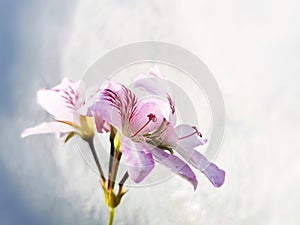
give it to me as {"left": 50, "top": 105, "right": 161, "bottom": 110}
{"left": 87, "top": 138, "right": 106, "bottom": 183}
{"left": 107, "top": 207, "right": 114, "bottom": 225}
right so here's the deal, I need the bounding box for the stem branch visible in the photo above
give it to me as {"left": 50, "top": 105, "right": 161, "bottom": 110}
{"left": 110, "top": 149, "right": 121, "bottom": 190}
{"left": 87, "top": 138, "right": 106, "bottom": 183}
{"left": 107, "top": 137, "right": 114, "bottom": 189}
{"left": 119, "top": 171, "right": 129, "bottom": 187}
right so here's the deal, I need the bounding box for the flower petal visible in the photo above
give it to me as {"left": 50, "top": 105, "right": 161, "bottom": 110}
{"left": 161, "top": 121, "right": 178, "bottom": 145}
{"left": 150, "top": 119, "right": 178, "bottom": 147}
{"left": 134, "top": 67, "right": 170, "bottom": 96}
{"left": 134, "top": 67, "right": 176, "bottom": 124}
{"left": 94, "top": 98, "right": 122, "bottom": 130}
{"left": 94, "top": 80, "right": 138, "bottom": 131}
{"left": 176, "top": 146, "right": 225, "bottom": 187}
{"left": 92, "top": 111, "right": 109, "bottom": 133}
{"left": 21, "top": 122, "right": 74, "bottom": 138}
{"left": 152, "top": 148, "right": 198, "bottom": 190}
{"left": 175, "top": 124, "right": 207, "bottom": 148}
{"left": 167, "top": 94, "right": 176, "bottom": 125}
{"left": 129, "top": 102, "right": 164, "bottom": 136}
{"left": 149, "top": 65, "right": 165, "bottom": 78}
{"left": 37, "top": 78, "right": 84, "bottom": 122}
{"left": 93, "top": 90, "right": 121, "bottom": 130}
{"left": 120, "top": 136, "right": 154, "bottom": 183}
{"left": 202, "top": 162, "right": 226, "bottom": 188}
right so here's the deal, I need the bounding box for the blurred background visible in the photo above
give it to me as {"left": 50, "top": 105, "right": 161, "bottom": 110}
{"left": 1, "top": 0, "right": 299, "bottom": 224}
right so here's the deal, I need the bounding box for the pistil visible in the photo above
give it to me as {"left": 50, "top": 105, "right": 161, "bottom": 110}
{"left": 131, "top": 113, "right": 157, "bottom": 137}
{"left": 178, "top": 126, "right": 202, "bottom": 140}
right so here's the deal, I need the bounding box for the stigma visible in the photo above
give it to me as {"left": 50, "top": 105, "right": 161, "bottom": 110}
{"left": 132, "top": 113, "right": 157, "bottom": 137}
{"left": 178, "top": 126, "right": 202, "bottom": 140}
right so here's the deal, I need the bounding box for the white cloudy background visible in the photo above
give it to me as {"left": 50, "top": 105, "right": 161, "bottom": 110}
{"left": 1, "top": 0, "right": 300, "bottom": 225}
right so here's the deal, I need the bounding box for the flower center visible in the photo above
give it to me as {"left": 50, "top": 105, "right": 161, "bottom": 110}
{"left": 178, "top": 126, "right": 202, "bottom": 140}
{"left": 131, "top": 113, "right": 157, "bottom": 137}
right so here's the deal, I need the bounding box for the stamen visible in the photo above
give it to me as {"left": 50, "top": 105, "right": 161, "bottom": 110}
{"left": 132, "top": 113, "right": 157, "bottom": 137}
{"left": 178, "top": 126, "right": 202, "bottom": 140}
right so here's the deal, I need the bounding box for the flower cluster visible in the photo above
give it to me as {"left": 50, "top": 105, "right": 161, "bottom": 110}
{"left": 22, "top": 67, "right": 225, "bottom": 225}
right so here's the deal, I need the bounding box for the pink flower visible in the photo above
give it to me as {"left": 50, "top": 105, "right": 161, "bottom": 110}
{"left": 94, "top": 80, "right": 198, "bottom": 189}
{"left": 133, "top": 67, "right": 225, "bottom": 188}
{"left": 21, "top": 78, "right": 105, "bottom": 141}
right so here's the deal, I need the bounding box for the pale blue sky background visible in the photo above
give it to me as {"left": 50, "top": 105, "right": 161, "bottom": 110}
{"left": 1, "top": 0, "right": 300, "bottom": 225}
{"left": 0, "top": 1, "right": 84, "bottom": 225}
